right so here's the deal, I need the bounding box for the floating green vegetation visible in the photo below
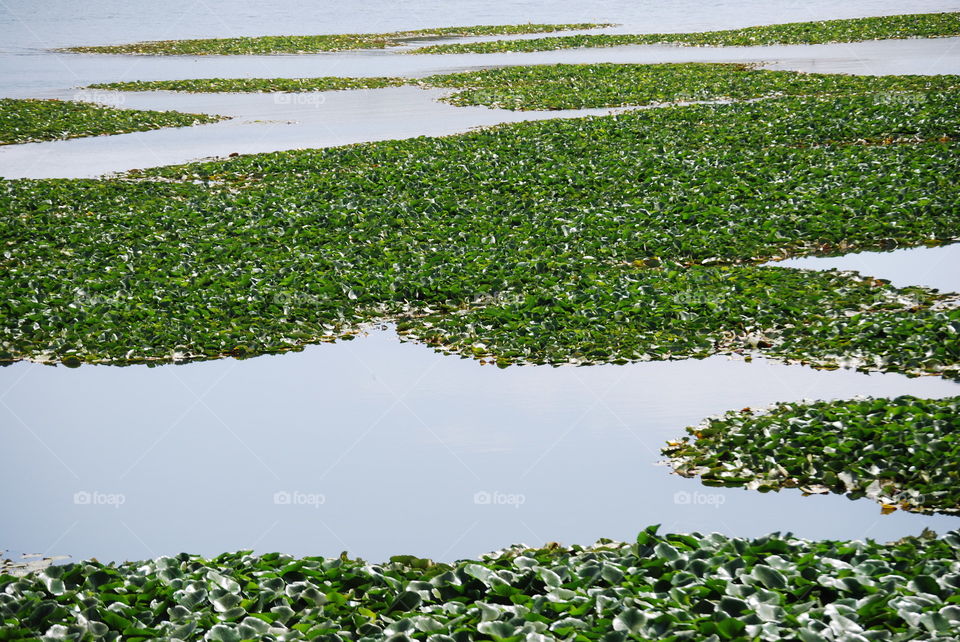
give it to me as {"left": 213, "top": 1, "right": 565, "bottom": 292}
{"left": 85, "top": 65, "right": 960, "bottom": 112}
{"left": 422, "top": 63, "right": 960, "bottom": 110}
{"left": 772, "top": 306, "right": 960, "bottom": 379}
{"left": 410, "top": 11, "right": 960, "bottom": 54}
{"left": 88, "top": 77, "right": 408, "bottom": 93}
{"left": 3, "top": 528, "right": 960, "bottom": 640}
{"left": 0, "top": 98, "right": 224, "bottom": 145}
{"left": 64, "top": 24, "right": 612, "bottom": 55}
{"left": 1, "top": 91, "right": 958, "bottom": 367}
{"left": 399, "top": 265, "right": 960, "bottom": 378}
{"left": 664, "top": 396, "right": 960, "bottom": 515}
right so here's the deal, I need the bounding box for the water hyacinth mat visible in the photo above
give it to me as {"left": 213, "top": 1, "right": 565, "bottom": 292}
{"left": 85, "top": 64, "right": 960, "bottom": 113}
{"left": 2, "top": 527, "right": 960, "bottom": 640}
{"left": 409, "top": 11, "right": 960, "bottom": 54}
{"left": 0, "top": 99, "right": 224, "bottom": 145}
{"left": 663, "top": 396, "right": 960, "bottom": 515}
{"left": 2, "top": 91, "right": 958, "bottom": 368}
{"left": 64, "top": 24, "right": 612, "bottom": 55}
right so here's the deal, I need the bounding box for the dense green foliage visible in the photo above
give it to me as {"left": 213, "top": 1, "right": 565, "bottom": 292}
{"left": 88, "top": 77, "right": 407, "bottom": 93}
{"left": 422, "top": 63, "right": 960, "bottom": 110}
{"left": 771, "top": 306, "right": 960, "bottom": 378}
{"left": 399, "top": 266, "right": 959, "bottom": 378}
{"left": 0, "top": 98, "right": 223, "bottom": 145}
{"left": 3, "top": 527, "right": 959, "bottom": 641}
{"left": 2, "top": 91, "right": 958, "bottom": 367}
{"left": 64, "top": 24, "right": 611, "bottom": 55}
{"left": 85, "top": 65, "right": 960, "bottom": 113}
{"left": 410, "top": 11, "right": 960, "bottom": 54}
{"left": 423, "top": 63, "right": 960, "bottom": 109}
{"left": 663, "top": 397, "right": 960, "bottom": 514}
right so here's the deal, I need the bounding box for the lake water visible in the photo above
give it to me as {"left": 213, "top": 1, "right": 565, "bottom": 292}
{"left": 2, "top": 0, "right": 959, "bottom": 565}
{"left": 3, "top": 332, "right": 959, "bottom": 565}
{"left": 775, "top": 243, "right": 960, "bottom": 294}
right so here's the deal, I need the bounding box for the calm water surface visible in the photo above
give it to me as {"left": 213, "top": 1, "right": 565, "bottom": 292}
{"left": 775, "top": 244, "right": 960, "bottom": 294}
{"left": 3, "top": 331, "right": 959, "bottom": 564}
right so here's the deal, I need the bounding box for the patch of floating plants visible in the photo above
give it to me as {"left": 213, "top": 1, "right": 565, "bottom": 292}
{"left": 663, "top": 396, "right": 960, "bottom": 515}
{"left": 2, "top": 528, "right": 959, "bottom": 640}
{"left": 0, "top": 98, "right": 225, "bottom": 145}
{"left": 62, "top": 24, "right": 613, "bottom": 55}
{"left": 399, "top": 264, "right": 960, "bottom": 379}
{"left": 421, "top": 64, "right": 960, "bottom": 111}
{"left": 1, "top": 88, "right": 958, "bottom": 370}
{"left": 86, "top": 64, "right": 960, "bottom": 112}
{"left": 87, "top": 77, "right": 409, "bottom": 94}
{"left": 410, "top": 11, "right": 960, "bottom": 54}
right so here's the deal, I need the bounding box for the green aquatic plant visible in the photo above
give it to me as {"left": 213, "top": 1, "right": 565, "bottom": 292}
{"left": 64, "top": 23, "right": 612, "bottom": 55}
{"left": 0, "top": 98, "right": 224, "bottom": 145}
{"left": 2, "top": 527, "right": 959, "bottom": 640}
{"left": 1, "top": 91, "right": 958, "bottom": 367}
{"left": 86, "top": 65, "right": 960, "bottom": 113}
{"left": 663, "top": 396, "right": 960, "bottom": 514}
{"left": 773, "top": 307, "right": 960, "bottom": 378}
{"left": 423, "top": 63, "right": 960, "bottom": 110}
{"left": 87, "top": 77, "right": 408, "bottom": 93}
{"left": 399, "top": 265, "right": 959, "bottom": 379}
{"left": 410, "top": 11, "right": 960, "bottom": 54}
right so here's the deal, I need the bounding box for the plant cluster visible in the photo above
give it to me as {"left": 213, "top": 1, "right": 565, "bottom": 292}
{"left": 662, "top": 396, "right": 960, "bottom": 514}
{"left": 2, "top": 527, "right": 959, "bottom": 640}
{"left": 64, "top": 24, "right": 612, "bottom": 55}
{"left": 87, "top": 77, "right": 407, "bottom": 93}
{"left": 2, "top": 91, "right": 958, "bottom": 368}
{"left": 399, "top": 265, "right": 959, "bottom": 379}
{"left": 0, "top": 99, "right": 224, "bottom": 145}
{"left": 421, "top": 64, "right": 960, "bottom": 111}
{"left": 86, "top": 65, "right": 960, "bottom": 114}
{"left": 410, "top": 11, "right": 960, "bottom": 54}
